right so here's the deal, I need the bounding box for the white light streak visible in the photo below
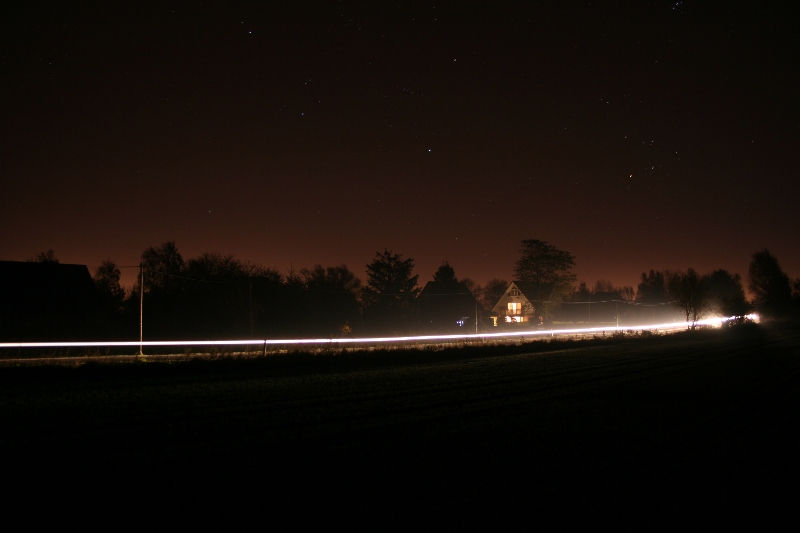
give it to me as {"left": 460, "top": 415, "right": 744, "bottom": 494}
{"left": 0, "top": 315, "right": 757, "bottom": 350}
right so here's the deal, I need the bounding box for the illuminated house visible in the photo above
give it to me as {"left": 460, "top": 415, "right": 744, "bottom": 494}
{"left": 490, "top": 281, "right": 555, "bottom": 325}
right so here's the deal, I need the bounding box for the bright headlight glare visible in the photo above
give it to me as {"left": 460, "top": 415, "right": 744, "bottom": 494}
{"left": 0, "top": 316, "right": 750, "bottom": 349}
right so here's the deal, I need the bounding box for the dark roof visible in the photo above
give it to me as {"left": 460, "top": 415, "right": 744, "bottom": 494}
{"left": 418, "top": 281, "right": 475, "bottom": 298}
{"left": 590, "top": 291, "right": 623, "bottom": 302}
{"left": 0, "top": 261, "right": 99, "bottom": 340}
{"left": 417, "top": 281, "right": 479, "bottom": 332}
{"left": 0, "top": 261, "right": 96, "bottom": 297}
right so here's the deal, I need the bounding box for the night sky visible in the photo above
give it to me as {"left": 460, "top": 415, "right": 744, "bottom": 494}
{"left": 2, "top": 1, "right": 798, "bottom": 290}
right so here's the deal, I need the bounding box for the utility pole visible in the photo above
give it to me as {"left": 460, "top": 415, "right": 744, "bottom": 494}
{"left": 615, "top": 300, "right": 619, "bottom": 328}
{"left": 475, "top": 296, "right": 478, "bottom": 335}
{"left": 249, "top": 278, "right": 254, "bottom": 338}
{"left": 138, "top": 262, "right": 144, "bottom": 356}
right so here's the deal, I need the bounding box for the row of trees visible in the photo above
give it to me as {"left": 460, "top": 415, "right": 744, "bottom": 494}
{"left": 624, "top": 250, "right": 795, "bottom": 327}
{"left": 89, "top": 244, "right": 450, "bottom": 338}
{"left": 496, "top": 240, "right": 797, "bottom": 328}
{"left": 92, "top": 242, "right": 366, "bottom": 338}
{"left": 634, "top": 268, "right": 749, "bottom": 326}
{"left": 90, "top": 243, "right": 545, "bottom": 338}
{"left": 34, "top": 240, "right": 800, "bottom": 338}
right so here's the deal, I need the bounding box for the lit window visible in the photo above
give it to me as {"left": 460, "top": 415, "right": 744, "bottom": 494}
{"left": 508, "top": 302, "right": 522, "bottom": 315}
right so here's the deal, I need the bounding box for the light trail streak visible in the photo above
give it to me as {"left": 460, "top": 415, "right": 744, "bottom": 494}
{"left": 0, "top": 315, "right": 757, "bottom": 349}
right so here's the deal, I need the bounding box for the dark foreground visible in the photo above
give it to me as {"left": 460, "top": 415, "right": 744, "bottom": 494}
{"left": 2, "top": 323, "right": 799, "bottom": 527}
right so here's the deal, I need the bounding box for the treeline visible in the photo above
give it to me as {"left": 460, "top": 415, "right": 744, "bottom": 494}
{"left": 563, "top": 250, "right": 798, "bottom": 328}
{"left": 86, "top": 242, "right": 531, "bottom": 339}
{"left": 93, "top": 242, "right": 364, "bottom": 339}
{"left": 89, "top": 244, "right": 471, "bottom": 339}
{"left": 485, "top": 239, "right": 799, "bottom": 328}
{"left": 29, "top": 241, "right": 800, "bottom": 339}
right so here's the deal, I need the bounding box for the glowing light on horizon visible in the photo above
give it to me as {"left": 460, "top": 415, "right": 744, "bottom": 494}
{"left": 0, "top": 315, "right": 758, "bottom": 350}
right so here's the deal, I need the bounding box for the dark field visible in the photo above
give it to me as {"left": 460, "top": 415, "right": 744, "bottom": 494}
{"left": 2, "top": 324, "right": 799, "bottom": 527}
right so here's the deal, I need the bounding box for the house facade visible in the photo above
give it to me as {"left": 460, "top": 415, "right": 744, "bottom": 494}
{"left": 490, "top": 281, "right": 555, "bottom": 326}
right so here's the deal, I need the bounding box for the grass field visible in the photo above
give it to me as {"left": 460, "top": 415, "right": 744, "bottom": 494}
{"left": 1, "top": 322, "right": 798, "bottom": 527}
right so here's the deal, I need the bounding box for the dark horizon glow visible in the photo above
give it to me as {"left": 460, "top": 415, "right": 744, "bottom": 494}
{"left": 2, "top": 3, "right": 797, "bottom": 291}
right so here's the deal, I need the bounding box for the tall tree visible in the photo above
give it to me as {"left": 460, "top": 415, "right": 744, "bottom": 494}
{"left": 635, "top": 270, "right": 669, "bottom": 305}
{"left": 514, "top": 239, "right": 576, "bottom": 321}
{"left": 93, "top": 259, "right": 125, "bottom": 318}
{"left": 480, "top": 279, "right": 508, "bottom": 311}
{"left": 301, "top": 264, "right": 362, "bottom": 294}
{"left": 574, "top": 282, "right": 591, "bottom": 301}
{"left": 705, "top": 269, "right": 750, "bottom": 318}
{"left": 182, "top": 253, "right": 252, "bottom": 338}
{"left": 186, "top": 252, "right": 248, "bottom": 279}
{"left": 591, "top": 280, "right": 634, "bottom": 301}
{"left": 138, "top": 241, "right": 186, "bottom": 338}
{"left": 618, "top": 286, "right": 636, "bottom": 303}
{"left": 748, "top": 249, "right": 792, "bottom": 317}
{"left": 141, "top": 241, "right": 185, "bottom": 292}
{"left": 513, "top": 239, "right": 576, "bottom": 299}
{"left": 667, "top": 268, "right": 709, "bottom": 328}
{"left": 301, "top": 264, "right": 362, "bottom": 336}
{"left": 793, "top": 279, "right": 800, "bottom": 313}
{"left": 362, "top": 249, "right": 420, "bottom": 333}
{"left": 460, "top": 278, "right": 479, "bottom": 298}
{"left": 433, "top": 261, "right": 457, "bottom": 284}
{"left": 593, "top": 279, "right": 615, "bottom": 293}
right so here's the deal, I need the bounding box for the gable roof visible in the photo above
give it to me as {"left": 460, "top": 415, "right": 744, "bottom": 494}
{"left": 489, "top": 281, "right": 560, "bottom": 316}
{"left": 418, "top": 280, "right": 475, "bottom": 299}
{"left": 0, "top": 261, "right": 99, "bottom": 340}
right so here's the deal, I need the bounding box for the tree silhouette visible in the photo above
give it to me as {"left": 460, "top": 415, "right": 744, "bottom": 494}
{"left": 92, "top": 259, "right": 126, "bottom": 337}
{"left": 635, "top": 270, "right": 669, "bottom": 305}
{"left": 459, "top": 277, "right": 478, "bottom": 297}
{"left": 247, "top": 265, "right": 292, "bottom": 338}
{"left": 141, "top": 241, "right": 184, "bottom": 292}
{"left": 29, "top": 249, "right": 59, "bottom": 263}
{"left": 138, "top": 242, "right": 187, "bottom": 338}
{"left": 433, "top": 261, "right": 457, "bottom": 284}
{"left": 480, "top": 279, "right": 508, "bottom": 311}
{"left": 362, "top": 249, "right": 420, "bottom": 333}
{"left": 593, "top": 279, "right": 615, "bottom": 293}
{"left": 186, "top": 252, "right": 249, "bottom": 279}
{"left": 704, "top": 269, "right": 749, "bottom": 318}
{"left": 748, "top": 249, "right": 792, "bottom": 317}
{"left": 574, "top": 282, "right": 591, "bottom": 301}
{"left": 793, "top": 279, "right": 800, "bottom": 312}
{"left": 182, "top": 253, "right": 253, "bottom": 338}
{"left": 667, "top": 268, "right": 709, "bottom": 328}
{"left": 619, "top": 286, "right": 635, "bottom": 303}
{"left": 301, "top": 264, "right": 362, "bottom": 336}
{"left": 514, "top": 239, "right": 576, "bottom": 300}
{"left": 93, "top": 259, "right": 125, "bottom": 317}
